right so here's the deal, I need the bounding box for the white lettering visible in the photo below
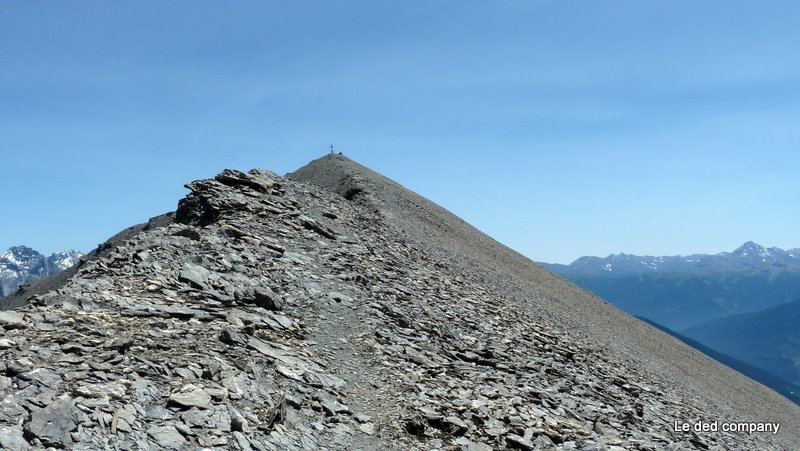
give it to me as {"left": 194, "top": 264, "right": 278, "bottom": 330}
{"left": 677, "top": 420, "right": 781, "bottom": 435}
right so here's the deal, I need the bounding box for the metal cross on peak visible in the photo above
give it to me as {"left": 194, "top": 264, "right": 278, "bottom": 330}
{"left": 329, "top": 144, "right": 334, "bottom": 154}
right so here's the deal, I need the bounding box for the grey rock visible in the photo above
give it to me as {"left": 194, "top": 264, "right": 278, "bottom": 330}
{"left": 75, "top": 381, "right": 127, "bottom": 399}
{"left": 232, "top": 430, "right": 253, "bottom": 451}
{"left": 0, "top": 311, "right": 27, "bottom": 329}
{"left": 0, "top": 159, "right": 793, "bottom": 451}
{"left": 146, "top": 405, "right": 173, "bottom": 420}
{"left": 171, "top": 226, "right": 202, "bottom": 240}
{"left": 147, "top": 424, "right": 187, "bottom": 449}
{"left": 229, "top": 405, "right": 249, "bottom": 432}
{"left": 169, "top": 384, "right": 212, "bottom": 409}
{"left": 215, "top": 168, "right": 276, "bottom": 193}
{"left": 354, "top": 413, "right": 372, "bottom": 423}
{"left": 19, "top": 368, "right": 61, "bottom": 388}
{"left": 220, "top": 328, "right": 248, "bottom": 346}
{"left": 506, "top": 433, "right": 535, "bottom": 450}
{"left": 533, "top": 434, "right": 557, "bottom": 449}
{"left": 467, "top": 443, "right": 494, "bottom": 451}
{"left": 23, "top": 397, "right": 80, "bottom": 447}
{"left": 156, "top": 304, "right": 211, "bottom": 321}
{"left": 4, "top": 359, "right": 32, "bottom": 376}
{"left": 443, "top": 415, "right": 469, "bottom": 435}
{"left": 241, "top": 286, "right": 284, "bottom": 311}
{"left": 178, "top": 262, "right": 212, "bottom": 289}
{"left": 299, "top": 215, "right": 336, "bottom": 239}
{"left": 181, "top": 406, "right": 210, "bottom": 427}
{"left": 0, "top": 426, "right": 30, "bottom": 451}
{"left": 319, "top": 396, "right": 350, "bottom": 416}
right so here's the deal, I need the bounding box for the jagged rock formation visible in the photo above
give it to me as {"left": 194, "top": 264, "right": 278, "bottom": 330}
{"left": 0, "top": 247, "right": 82, "bottom": 297}
{"left": 0, "top": 155, "right": 798, "bottom": 450}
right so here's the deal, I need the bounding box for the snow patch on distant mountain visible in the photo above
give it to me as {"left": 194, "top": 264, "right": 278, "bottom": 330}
{"left": 0, "top": 246, "right": 83, "bottom": 297}
{"left": 541, "top": 242, "right": 800, "bottom": 277}
{"left": 49, "top": 250, "right": 83, "bottom": 270}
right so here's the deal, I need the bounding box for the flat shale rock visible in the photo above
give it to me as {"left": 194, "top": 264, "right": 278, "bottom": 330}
{"left": 75, "top": 380, "right": 127, "bottom": 399}
{"left": 0, "top": 158, "right": 796, "bottom": 450}
{"left": 0, "top": 426, "right": 30, "bottom": 451}
{"left": 23, "top": 397, "right": 81, "bottom": 447}
{"left": 178, "top": 262, "right": 212, "bottom": 289}
{"left": 169, "top": 384, "right": 212, "bottom": 409}
{"left": 0, "top": 311, "right": 26, "bottom": 329}
{"left": 147, "top": 424, "right": 187, "bottom": 449}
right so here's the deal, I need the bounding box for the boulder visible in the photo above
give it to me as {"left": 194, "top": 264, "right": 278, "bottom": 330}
{"left": 0, "top": 311, "right": 27, "bottom": 329}
{"left": 23, "top": 397, "right": 80, "bottom": 447}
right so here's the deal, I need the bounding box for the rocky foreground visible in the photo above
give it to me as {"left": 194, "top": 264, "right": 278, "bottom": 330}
{"left": 0, "top": 156, "right": 798, "bottom": 450}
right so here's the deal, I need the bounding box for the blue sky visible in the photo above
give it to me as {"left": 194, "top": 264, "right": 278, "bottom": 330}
{"left": 1, "top": 1, "right": 798, "bottom": 263}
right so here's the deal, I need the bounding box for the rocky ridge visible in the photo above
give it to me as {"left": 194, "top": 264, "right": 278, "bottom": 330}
{"left": 0, "top": 156, "right": 797, "bottom": 450}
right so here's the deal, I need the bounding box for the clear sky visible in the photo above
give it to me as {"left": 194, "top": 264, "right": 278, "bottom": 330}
{"left": 1, "top": 1, "right": 798, "bottom": 264}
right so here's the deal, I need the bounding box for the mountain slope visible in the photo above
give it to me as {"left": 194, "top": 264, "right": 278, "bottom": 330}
{"left": 291, "top": 155, "right": 800, "bottom": 446}
{"left": 0, "top": 156, "right": 796, "bottom": 450}
{"left": 0, "top": 246, "right": 82, "bottom": 297}
{"left": 684, "top": 299, "right": 800, "bottom": 386}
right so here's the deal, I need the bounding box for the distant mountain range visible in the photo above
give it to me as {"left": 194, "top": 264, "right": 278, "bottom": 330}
{"left": 544, "top": 241, "right": 800, "bottom": 277}
{"left": 540, "top": 242, "right": 800, "bottom": 330}
{"left": 0, "top": 246, "right": 82, "bottom": 297}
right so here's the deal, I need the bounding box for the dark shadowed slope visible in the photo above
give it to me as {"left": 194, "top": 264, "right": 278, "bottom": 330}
{"left": 637, "top": 316, "right": 800, "bottom": 405}
{"left": 291, "top": 154, "right": 800, "bottom": 443}
{"left": 684, "top": 299, "right": 800, "bottom": 386}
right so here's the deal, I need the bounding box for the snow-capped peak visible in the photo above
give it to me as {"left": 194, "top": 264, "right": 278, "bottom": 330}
{"left": 49, "top": 250, "right": 83, "bottom": 270}
{"left": 0, "top": 246, "right": 41, "bottom": 269}
{"left": 732, "top": 241, "right": 774, "bottom": 261}
{"left": 1, "top": 246, "right": 83, "bottom": 297}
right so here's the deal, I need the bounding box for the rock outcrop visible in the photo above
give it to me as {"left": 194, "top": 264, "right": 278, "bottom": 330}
{"left": 0, "top": 155, "right": 798, "bottom": 450}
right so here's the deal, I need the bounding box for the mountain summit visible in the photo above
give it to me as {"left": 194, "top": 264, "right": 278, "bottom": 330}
{"left": 0, "top": 155, "right": 797, "bottom": 449}
{"left": 729, "top": 241, "right": 788, "bottom": 265}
